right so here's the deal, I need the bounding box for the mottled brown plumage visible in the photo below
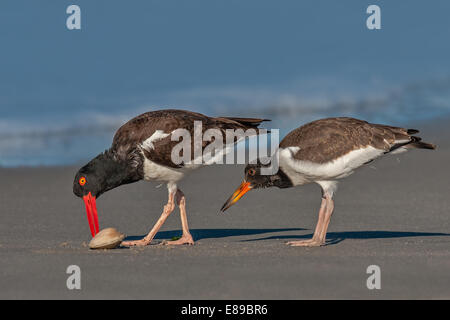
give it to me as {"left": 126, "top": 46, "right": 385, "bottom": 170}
{"left": 279, "top": 117, "right": 435, "bottom": 163}
{"left": 221, "top": 116, "right": 436, "bottom": 247}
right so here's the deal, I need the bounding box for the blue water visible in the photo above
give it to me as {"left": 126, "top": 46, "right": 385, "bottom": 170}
{"left": 1, "top": 0, "right": 450, "bottom": 166}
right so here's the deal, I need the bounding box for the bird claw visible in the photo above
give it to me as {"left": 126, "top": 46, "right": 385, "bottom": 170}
{"left": 162, "top": 235, "right": 194, "bottom": 246}
{"left": 121, "top": 239, "right": 151, "bottom": 247}
{"left": 287, "top": 239, "right": 324, "bottom": 247}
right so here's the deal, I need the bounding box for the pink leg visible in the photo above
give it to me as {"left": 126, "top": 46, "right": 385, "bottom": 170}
{"left": 121, "top": 191, "right": 176, "bottom": 247}
{"left": 288, "top": 193, "right": 334, "bottom": 247}
{"left": 164, "top": 189, "right": 194, "bottom": 245}
{"left": 287, "top": 197, "right": 327, "bottom": 247}
{"left": 318, "top": 195, "right": 334, "bottom": 242}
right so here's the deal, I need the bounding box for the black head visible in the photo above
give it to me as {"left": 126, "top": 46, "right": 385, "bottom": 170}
{"left": 73, "top": 150, "right": 141, "bottom": 237}
{"left": 221, "top": 162, "right": 293, "bottom": 212}
{"left": 245, "top": 163, "right": 293, "bottom": 189}
{"left": 73, "top": 167, "right": 102, "bottom": 199}
{"left": 244, "top": 163, "right": 273, "bottom": 189}
{"left": 73, "top": 153, "right": 112, "bottom": 199}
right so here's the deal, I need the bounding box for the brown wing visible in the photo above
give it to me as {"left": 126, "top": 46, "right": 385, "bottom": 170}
{"left": 279, "top": 117, "right": 415, "bottom": 163}
{"left": 111, "top": 109, "right": 269, "bottom": 168}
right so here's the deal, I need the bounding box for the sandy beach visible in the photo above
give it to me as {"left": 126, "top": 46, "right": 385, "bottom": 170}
{"left": 0, "top": 118, "right": 449, "bottom": 299}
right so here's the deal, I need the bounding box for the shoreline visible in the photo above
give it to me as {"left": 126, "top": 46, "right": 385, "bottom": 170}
{"left": 1, "top": 114, "right": 448, "bottom": 169}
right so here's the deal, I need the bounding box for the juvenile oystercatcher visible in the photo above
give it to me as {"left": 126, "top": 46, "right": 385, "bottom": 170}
{"left": 221, "top": 117, "right": 436, "bottom": 247}
{"left": 73, "top": 109, "right": 269, "bottom": 246}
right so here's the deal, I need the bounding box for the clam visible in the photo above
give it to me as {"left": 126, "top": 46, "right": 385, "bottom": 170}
{"left": 88, "top": 228, "right": 125, "bottom": 250}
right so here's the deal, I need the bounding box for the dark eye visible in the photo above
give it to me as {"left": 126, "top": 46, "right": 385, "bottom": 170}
{"left": 248, "top": 169, "right": 256, "bottom": 176}
{"left": 79, "top": 177, "right": 86, "bottom": 186}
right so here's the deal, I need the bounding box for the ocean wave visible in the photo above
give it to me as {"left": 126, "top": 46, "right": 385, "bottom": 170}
{"left": 1, "top": 77, "right": 450, "bottom": 167}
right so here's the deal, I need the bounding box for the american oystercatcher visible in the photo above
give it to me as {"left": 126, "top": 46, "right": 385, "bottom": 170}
{"left": 221, "top": 117, "right": 436, "bottom": 247}
{"left": 73, "top": 109, "right": 269, "bottom": 246}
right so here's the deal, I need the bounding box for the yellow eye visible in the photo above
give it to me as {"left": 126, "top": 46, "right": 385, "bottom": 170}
{"left": 79, "top": 177, "right": 86, "bottom": 186}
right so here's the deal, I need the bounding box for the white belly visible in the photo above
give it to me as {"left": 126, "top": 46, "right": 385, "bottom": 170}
{"left": 142, "top": 157, "right": 187, "bottom": 182}
{"left": 279, "top": 146, "right": 384, "bottom": 185}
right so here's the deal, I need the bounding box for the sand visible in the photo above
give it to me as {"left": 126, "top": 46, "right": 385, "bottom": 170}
{"left": 0, "top": 119, "right": 449, "bottom": 299}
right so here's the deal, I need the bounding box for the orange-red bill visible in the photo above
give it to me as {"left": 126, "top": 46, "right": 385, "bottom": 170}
{"left": 83, "top": 192, "right": 99, "bottom": 237}
{"left": 221, "top": 181, "right": 252, "bottom": 212}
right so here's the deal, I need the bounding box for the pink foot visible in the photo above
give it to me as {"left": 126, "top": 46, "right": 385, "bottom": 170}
{"left": 287, "top": 239, "right": 324, "bottom": 247}
{"left": 121, "top": 238, "right": 152, "bottom": 247}
{"left": 163, "top": 234, "right": 194, "bottom": 245}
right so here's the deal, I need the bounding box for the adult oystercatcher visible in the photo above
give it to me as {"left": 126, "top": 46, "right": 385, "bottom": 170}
{"left": 221, "top": 117, "right": 436, "bottom": 247}
{"left": 73, "top": 109, "right": 269, "bottom": 246}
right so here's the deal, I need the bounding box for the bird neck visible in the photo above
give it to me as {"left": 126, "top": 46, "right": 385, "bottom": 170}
{"left": 93, "top": 150, "right": 143, "bottom": 195}
{"left": 268, "top": 168, "right": 294, "bottom": 189}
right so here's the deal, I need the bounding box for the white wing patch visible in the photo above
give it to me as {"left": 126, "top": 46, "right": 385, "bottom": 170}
{"left": 390, "top": 147, "right": 408, "bottom": 154}
{"left": 389, "top": 139, "right": 411, "bottom": 154}
{"left": 141, "top": 130, "right": 200, "bottom": 182}
{"left": 141, "top": 130, "right": 170, "bottom": 151}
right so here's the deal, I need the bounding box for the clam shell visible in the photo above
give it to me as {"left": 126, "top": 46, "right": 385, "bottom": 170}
{"left": 89, "top": 228, "right": 125, "bottom": 250}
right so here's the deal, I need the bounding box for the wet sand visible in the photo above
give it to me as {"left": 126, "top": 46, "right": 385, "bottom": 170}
{"left": 0, "top": 119, "right": 449, "bottom": 299}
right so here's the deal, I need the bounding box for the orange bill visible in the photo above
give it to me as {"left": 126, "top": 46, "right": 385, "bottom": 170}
{"left": 221, "top": 181, "right": 252, "bottom": 212}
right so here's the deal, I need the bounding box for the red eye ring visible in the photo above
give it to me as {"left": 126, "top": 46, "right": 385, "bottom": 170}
{"left": 79, "top": 177, "right": 86, "bottom": 186}
{"left": 248, "top": 169, "right": 256, "bottom": 176}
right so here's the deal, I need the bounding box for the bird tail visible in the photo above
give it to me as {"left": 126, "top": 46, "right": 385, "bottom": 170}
{"left": 404, "top": 129, "right": 437, "bottom": 150}
{"left": 387, "top": 128, "right": 436, "bottom": 154}
{"left": 406, "top": 136, "right": 437, "bottom": 150}
{"left": 221, "top": 117, "right": 271, "bottom": 129}
{"left": 407, "top": 129, "right": 420, "bottom": 135}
